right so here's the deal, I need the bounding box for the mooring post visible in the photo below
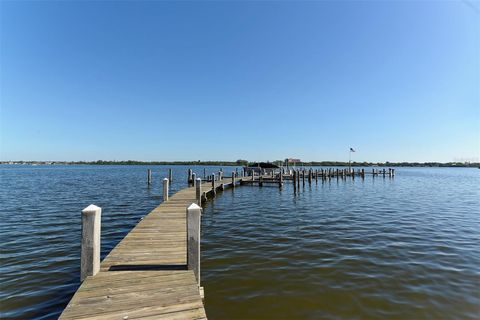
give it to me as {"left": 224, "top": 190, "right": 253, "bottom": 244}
{"left": 279, "top": 169, "right": 283, "bottom": 188}
{"left": 163, "top": 178, "right": 169, "bottom": 201}
{"left": 203, "top": 168, "right": 206, "bottom": 179}
{"left": 169, "top": 168, "right": 173, "bottom": 183}
{"left": 252, "top": 170, "right": 255, "bottom": 181}
{"left": 308, "top": 170, "right": 312, "bottom": 184}
{"left": 231, "top": 171, "right": 235, "bottom": 188}
{"left": 211, "top": 174, "right": 216, "bottom": 197}
{"left": 259, "top": 175, "right": 264, "bottom": 187}
{"left": 361, "top": 168, "right": 365, "bottom": 178}
{"left": 196, "top": 178, "right": 202, "bottom": 205}
{"left": 315, "top": 169, "right": 318, "bottom": 183}
{"left": 235, "top": 168, "right": 238, "bottom": 177}
{"left": 192, "top": 173, "right": 197, "bottom": 188}
{"left": 147, "top": 169, "right": 152, "bottom": 185}
{"left": 302, "top": 170, "right": 305, "bottom": 186}
{"left": 293, "top": 170, "right": 297, "bottom": 191}
{"left": 383, "top": 169, "right": 386, "bottom": 178}
{"left": 187, "top": 203, "right": 201, "bottom": 285}
{"left": 188, "top": 169, "right": 193, "bottom": 184}
{"left": 81, "top": 204, "right": 101, "bottom": 282}
{"left": 297, "top": 170, "right": 301, "bottom": 188}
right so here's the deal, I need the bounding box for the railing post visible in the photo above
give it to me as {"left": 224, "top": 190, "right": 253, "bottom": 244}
{"left": 192, "top": 173, "right": 197, "bottom": 188}
{"left": 187, "top": 203, "right": 201, "bottom": 285}
{"left": 163, "top": 178, "right": 169, "bottom": 201}
{"left": 196, "top": 178, "right": 202, "bottom": 205}
{"left": 81, "top": 204, "right": 101, "bottom": 282}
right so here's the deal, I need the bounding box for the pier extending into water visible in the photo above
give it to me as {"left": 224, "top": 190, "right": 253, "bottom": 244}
{"left": 60, "top": 167, "right": 395, "bottom": 319}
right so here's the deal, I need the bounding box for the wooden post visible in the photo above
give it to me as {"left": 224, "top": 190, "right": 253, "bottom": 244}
{"left": 211, "top": 174, "right": 216, "bottom": 197}
{"left": 147, "top": 169, "right": 152, "bottom": 185}
{"left": 308, "top": 170, "right": 312, "bottom": 184}
{"left": 252, "top": 170, "right": 255, "bottom": 181}
{"left": 187, "top": 203, "right": 201, "bottom": 285}
{"left": 297, "top": 170, "right": 301, "bottom": 188}
{"left": 196, "top": 178, "right": 202, "bottom": 205}
{"left": 383, "top": 169, "right": 386, "bottom": 178}
{"left": 235, "top": 168, "right": 238, "bottom": 177}
{"left": 188, "top": 169, "right": 193, "bottom": 184}
{"left": 163, "top": 178, "right": 169, "bottom": 201}
{"left": 259, "top": 175, "right": 264, "bottom": 187}
{"left": 279, "top": 169, "right": 283, "bottom": 188}
{"left": 231, "top": 171, "right": 235, "bottom": 188}
{"left": 293, "top": 170, "right": 297, "bottom": 191}
{"left": 302, "top": 170, "right": 305, "bottom": 186}
{"left": 315, "top": 169, "right": 318, "bottom": 183}
{"left": 169, "top": 168, "right": 173, "bottom": 183}
{"left": 81, "top": 204, "right": 101, "bottom": 282}
{"left": 203, "top": 168, "right": 206, "bottom": 179}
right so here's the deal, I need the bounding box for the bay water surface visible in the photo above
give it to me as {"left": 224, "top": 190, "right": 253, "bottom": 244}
{"left": 1, "top": 165, "right": 479, "bottom": 319}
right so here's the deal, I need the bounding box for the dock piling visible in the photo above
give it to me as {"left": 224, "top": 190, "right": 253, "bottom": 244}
{"left": 195, "top": 178, "right": 202, "bottom": 205}
{"left": 188, "top": 169, "right": 193, "bottom": 184}
{"left": 232, "top": 171, "right": 235, "bottom": 188}
{"left": 211, "top": 174, "right": 216, "bottom": 197}
{"left": 147, "top": 169, "right": 152, "bottom": 185}
{"left": 187, "top": 203, "right": 201, "bottom": 285}
{"left": 169, "top": 168, "right": 173, "bottom": 183}
{"left": 163, "top": 178, "right": 169, "bottom": 201}
{"left": 81, "top": 204, "right": 101, "bottom": 282}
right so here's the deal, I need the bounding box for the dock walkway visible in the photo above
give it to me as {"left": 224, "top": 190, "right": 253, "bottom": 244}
{"left": 60, "top": 176, "right": 245, "bottom": 320}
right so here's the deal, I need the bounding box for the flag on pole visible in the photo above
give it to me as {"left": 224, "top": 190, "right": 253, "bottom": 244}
{"left": 350, "top": 148, "right": 356, "bottom": 152}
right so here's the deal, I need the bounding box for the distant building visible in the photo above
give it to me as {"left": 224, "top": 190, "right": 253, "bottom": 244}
{"left": 285, "top": 158, "right": 301, "bottom": 167}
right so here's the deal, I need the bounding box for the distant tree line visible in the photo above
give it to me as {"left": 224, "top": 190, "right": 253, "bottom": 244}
{"left": 1, "top": 160, "right": 479, "bottom": 167}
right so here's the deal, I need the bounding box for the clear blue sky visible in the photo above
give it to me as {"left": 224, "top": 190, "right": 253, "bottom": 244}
{"left": 1, "top": 0, "right": 478, "bottom": 162}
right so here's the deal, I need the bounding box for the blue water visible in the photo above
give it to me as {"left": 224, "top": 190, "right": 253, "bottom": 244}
{"left": 1, "top": 166, "right": 479, "bottom": 319}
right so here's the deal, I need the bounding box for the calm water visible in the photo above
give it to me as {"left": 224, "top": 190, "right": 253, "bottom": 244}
{"left": 1, "top": 166, "right": 479, "bottom": 319}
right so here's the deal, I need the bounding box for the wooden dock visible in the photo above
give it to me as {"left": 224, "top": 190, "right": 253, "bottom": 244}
{"left": 60, "top": 166, "right": 395, "bottom": 319}
{"left": 60, "top": 175, "right": 244, "bottom": 320}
